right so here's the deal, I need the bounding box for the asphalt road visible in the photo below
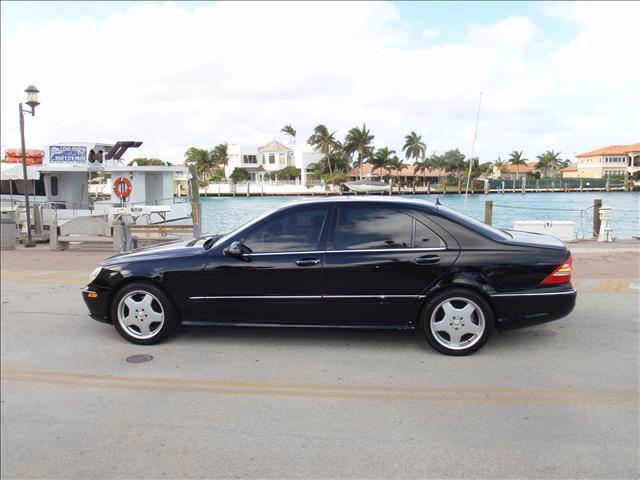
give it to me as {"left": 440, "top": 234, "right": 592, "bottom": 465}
{"left": 1, "top": 259, "right": 638, "bottom": 479}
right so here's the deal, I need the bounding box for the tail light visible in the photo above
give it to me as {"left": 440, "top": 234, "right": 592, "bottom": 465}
{"left": 541, "top": 256, "right": 573, "bottom": 285}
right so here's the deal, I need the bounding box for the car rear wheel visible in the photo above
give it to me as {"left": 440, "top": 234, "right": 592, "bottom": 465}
{"left": 111, "top": 282, "right": 176, "bottom": 345}
{"left": 422, "top": 289, "right": 493, "bottom": 356}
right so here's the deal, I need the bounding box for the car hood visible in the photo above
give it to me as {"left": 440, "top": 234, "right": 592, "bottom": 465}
{"left": 504, "top": 230, "right": 567, "bottom": 250}
{"left": 102, "top": 238, "right": 207, "bottom": 266}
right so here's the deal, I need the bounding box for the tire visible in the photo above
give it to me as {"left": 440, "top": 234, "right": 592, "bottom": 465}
{"left": 111, "top": 282, "right": 177, "bottom": 345}
{"left": 421, "top": 288, "right": 493, "bottom": 356}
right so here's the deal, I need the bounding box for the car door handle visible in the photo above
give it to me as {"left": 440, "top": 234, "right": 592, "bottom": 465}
{"left": 415, "top": 255, "right": 440, "bottom": 265}
{"left": 295, "top": 258, "right": 320, "bottom": 267}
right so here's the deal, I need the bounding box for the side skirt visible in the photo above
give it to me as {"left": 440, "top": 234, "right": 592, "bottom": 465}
{"left": 181, "top": 320, "right": 415, "bottom": 331}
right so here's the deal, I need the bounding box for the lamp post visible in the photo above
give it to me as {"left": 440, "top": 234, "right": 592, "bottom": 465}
{"left": 19, "top": 85, "right": 40, "bottom": 247}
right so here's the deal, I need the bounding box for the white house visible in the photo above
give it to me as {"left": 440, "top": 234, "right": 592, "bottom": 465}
{"left": 224, "top": 139, "right": 323, "bottom": 184}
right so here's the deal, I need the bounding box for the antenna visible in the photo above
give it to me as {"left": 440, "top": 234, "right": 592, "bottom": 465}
{"left": 464, "top": 91, "right": 483, "bottom": 203}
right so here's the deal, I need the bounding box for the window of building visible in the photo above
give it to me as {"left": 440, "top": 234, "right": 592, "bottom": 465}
{"left": 241, "top": 206, "right": 329, "bottom": 253}
{"left": 279, "top": 153, "right": 287, "bottom": 164}
{"left": 269, "top": 154, "right": 275, "bottom": 164}
{"left": 243, "top": 155, "right": 257, "bottom": 164}
{"left": 332, "top": 206, "right": 413, "bottom": 250}
{"left": 50, "top": 176, "right": 59, "bottom": 196}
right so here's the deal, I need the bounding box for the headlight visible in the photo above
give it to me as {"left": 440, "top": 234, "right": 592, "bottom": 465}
{"left": 88, "top": 266, "right": 102, "bottom": 284}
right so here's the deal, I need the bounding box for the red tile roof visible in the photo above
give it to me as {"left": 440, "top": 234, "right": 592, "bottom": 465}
{"left": 503, "top": 161, "right": 536, "bottom": 174}
{"left": 347, "top": 162, "right": 446, "bottom": 178}
{"left": 562, "top": 164, "right": 578, "bottom": 172}
{"left": 576, "top": 143, "right": 640, "bottom": 158}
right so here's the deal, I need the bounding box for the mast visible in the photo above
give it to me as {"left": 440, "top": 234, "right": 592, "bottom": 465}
{"left": 464, "top": 91, "right": 483, "bottom": 202}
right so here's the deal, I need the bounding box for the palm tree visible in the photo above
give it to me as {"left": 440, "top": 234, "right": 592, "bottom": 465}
{"left": 281, "top": 125, "right": 296, "bottom": 143}
{"left": 493, "top": 157, "right": 508, "bottom": 177}
{"left": 429, "top": 153, "right": 447, "bottom": 192}
{"left": 413, "top": 157, "right": 434, "bottom": 186}
{"left": 184, "top": 147, "right": 216, "bottom": 183}
{"left": 508, "top": 150, "right": 527, "bottom": 180}
{"left": 402, "top": 131, "right": 426, "bottom": 164}
{"left": 535, "top": 150, "right": 562, "bottom": 177}
{"left": 344, "top": 124, "right": 374, "bottom": 180}
{"left": 308, "top": 124, "right": 338, "bottom": 174}
{"left": 211, "top": 143, "right": 229, "bottom": 179}
{"left": 369, "top": 147, "right": 395, "bottom": 179}
{"left": 388, "top": 156, "right": 407, "bottom": 191}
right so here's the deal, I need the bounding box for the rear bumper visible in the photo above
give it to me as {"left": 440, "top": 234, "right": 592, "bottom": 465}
{"left": 491, "top": 285, "right": 577, "bottom": 330}
{"left": 82, "top": 286, "right": 112, "bottom": 324}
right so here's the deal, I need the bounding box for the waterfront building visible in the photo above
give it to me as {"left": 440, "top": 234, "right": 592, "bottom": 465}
{"left": 497, "top": 162, "right": 538, "bottom": 181}
{"left": 224, "top": 140, "right": 323, "bottom": 184}
{"left": 346, "top": 163, "right": 445, "bottom": 184}
{"left": 575, "top": 143, "right": 640, "bottom": 179}
{"left": 561, "top": 164, "right": 579, "bottom": 179}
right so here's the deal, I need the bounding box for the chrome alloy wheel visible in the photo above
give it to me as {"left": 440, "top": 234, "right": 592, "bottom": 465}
{"left": 117, "top": 290, "right": 165, "bottom": 340}
{"left": 429, "top": 297, "right": 485, "bottom": 351}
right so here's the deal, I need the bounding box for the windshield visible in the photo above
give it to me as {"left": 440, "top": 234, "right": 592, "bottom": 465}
{"left": 436, "top": 204, "right": 512, "bottom": 241}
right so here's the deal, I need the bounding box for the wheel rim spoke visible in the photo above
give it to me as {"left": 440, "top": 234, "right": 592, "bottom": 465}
{"left": 117, "top": 290, "right": 165, "bottom": 339}
{"left": 430, "top": 297, "right": 485, "bottom": 351}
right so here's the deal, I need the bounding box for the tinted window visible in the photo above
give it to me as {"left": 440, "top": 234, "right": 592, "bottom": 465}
{"left": 334, "top": 206, "right": 412, "bottom": 250}
{"left": 242, "top": 206, "right": 328, "bottom": 253}
{"left": 50, "top": 176, "right": 58, "bottom": 196}
{"left": 414, "top": 219, "right": 445, "bottom": 248}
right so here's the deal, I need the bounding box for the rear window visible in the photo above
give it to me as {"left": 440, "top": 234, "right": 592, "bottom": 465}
{"left": 436, "top": 204, "right": 512, "bottom": 241}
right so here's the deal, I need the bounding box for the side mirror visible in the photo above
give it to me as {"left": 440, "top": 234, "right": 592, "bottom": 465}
{"left": 224, "top": 241, "right": 252, "bottom": 260}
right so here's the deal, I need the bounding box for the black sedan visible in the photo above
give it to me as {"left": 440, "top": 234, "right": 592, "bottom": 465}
{"left": 83, "top": 197, "right": 576, "bottom": 355}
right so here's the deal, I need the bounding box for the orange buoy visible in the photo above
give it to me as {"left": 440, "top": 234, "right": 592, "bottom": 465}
{"left": 113, "top": 177, "right": 133, "bottom": 199}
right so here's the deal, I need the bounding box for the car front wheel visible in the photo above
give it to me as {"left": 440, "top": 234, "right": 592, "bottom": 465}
{"left": 422, "top": 289, "right": 493, "bottom": 355}
{"left": 111, "top": 282, "right": 177, "bottom": 345}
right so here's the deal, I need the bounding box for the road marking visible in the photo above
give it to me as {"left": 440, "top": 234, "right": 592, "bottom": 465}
{"left": 596, "top": 279, "right": 630, "bottom": 293}
{"left": 1, "top": 369, "right": 637, "bottom": 406}
{"left": 1, "top": 269, "right": 86, "bottom": 286}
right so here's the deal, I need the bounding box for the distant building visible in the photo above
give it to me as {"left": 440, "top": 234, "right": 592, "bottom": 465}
{"left": 347, "top": 163, "right": 446, "bottom": 183}
{"left": 575, "top": 143, "right": 640, "bottom": 179}
{"left": 561, "top": 164, "right": 579, "bottom": 179}
{"left": 224, "top": 140, "right": 323, "bottom": 183}
{"left": 498, "top": 162, "right": 538, "bottom": 181}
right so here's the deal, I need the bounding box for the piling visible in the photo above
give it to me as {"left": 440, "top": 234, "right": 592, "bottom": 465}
{"left": 427, "top": 181, "right": 431, "bottom": 195}
{"left": 593, "top": 198, "right": 602, "bottom": 238}
{"left": 484, "top": 200, "right": 493, "bottom": 225}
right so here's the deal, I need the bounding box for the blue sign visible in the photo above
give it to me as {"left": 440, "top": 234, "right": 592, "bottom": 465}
{"left": 49, "top": 145, "right": 87, "bottom": 164}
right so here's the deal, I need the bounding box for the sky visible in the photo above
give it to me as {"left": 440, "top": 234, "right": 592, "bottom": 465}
{"left": 1, "top": 1, "right": 639, "bottom": 164}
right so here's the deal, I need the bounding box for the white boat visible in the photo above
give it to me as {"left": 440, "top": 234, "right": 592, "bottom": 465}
{"left": 343, "top": 179, "right": 390, "bottom": 194}
{"left": 0, "top": 141, "right": 194, "bottom": 232}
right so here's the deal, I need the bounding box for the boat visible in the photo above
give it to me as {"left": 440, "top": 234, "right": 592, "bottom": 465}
{"left": 342, "top": 179, "right": 390, "bottom": 194}
{"left": 0, "top": 141, "right": 196, "bottom": 240}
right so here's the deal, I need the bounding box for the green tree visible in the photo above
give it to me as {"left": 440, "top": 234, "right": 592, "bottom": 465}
{"left": 535, "top": 150, "right": 562, "bottom": 177}
{"left": 281, "top": 125, "right": 297, "bottom": 143}
{"left": 308, "top": 124, "right": 338, "bottom": 174}
{"left": 493, "top": 157, "right": 508, "bottom": 176}
{"left": 388, "top": 156, "right": 407, "bottom": 189}
{"left": 368, "top": 147, "right": 395, "bottom": 178}
{"left": 266, "top": 166, "right": 301, "bottom": 181}
{"left": 128, "top": 157, "right": 166, "bottom": 166}
{"left": 184, "top": 147, "right": 216, "bottom": 182}
{"left": 413, "top": 157, "right": 435, "bottom": 186}
{"left": 508, "top": 150, "right": 527, "bottom": 180}
{"left": 442, "top": 149, "right": 466, "bottom": 184}
{"left": 429, "top": 153, "right": 447, "bottom": 191}
{"left": 344, "top": 124, "right": 374, "bottom": 180}
{"left": 230, "top": 168, "right": 250, "bottom": 182}
{"left": 402, "top": 131, "right": 426, "bottom": 163}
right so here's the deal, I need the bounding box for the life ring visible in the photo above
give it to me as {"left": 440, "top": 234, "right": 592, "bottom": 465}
{"left": 113, "top": 177, "right": 132, "bottom": 199}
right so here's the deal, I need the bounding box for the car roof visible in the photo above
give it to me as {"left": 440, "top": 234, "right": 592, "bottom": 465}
{"left": 274, "top": 196, "right": 440, "bottom": 213}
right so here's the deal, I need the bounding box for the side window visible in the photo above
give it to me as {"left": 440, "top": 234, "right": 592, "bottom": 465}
{"left": 414, "top": 219, "right": 445, "bottom": 248}
{"left": 333, "top": 206, "right": 412, "bottom": 250}
{"left": 242, "top": 206, "right": 328, "bottom": 253}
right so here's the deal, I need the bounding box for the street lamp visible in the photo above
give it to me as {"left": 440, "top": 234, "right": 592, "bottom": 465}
{"left": 19, "top": 85, "right": 40, "bottom": 247}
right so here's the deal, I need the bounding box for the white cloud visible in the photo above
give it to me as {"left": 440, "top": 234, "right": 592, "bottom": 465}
{"left": 421, "top": 27, "right": 441, "bottom": 39}
{"left": 1, "top": 1, "right": 638, "bottom": 165}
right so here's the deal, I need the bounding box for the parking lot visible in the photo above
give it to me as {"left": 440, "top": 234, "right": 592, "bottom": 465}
{"left": 1, "top": 246, "right": 639, "bottom": 479}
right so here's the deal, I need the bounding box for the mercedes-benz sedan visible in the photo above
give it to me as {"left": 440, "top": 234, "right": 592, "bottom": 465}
{"left": 83, "top": 197, "right": 576, "bottom": 355}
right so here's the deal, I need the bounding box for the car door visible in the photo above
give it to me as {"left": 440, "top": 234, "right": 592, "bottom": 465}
{"left": 189, "top": 204, "right": 330, "bottom": 325}
{"left": 322, "top": 204, "right": 459, "bottom": 327}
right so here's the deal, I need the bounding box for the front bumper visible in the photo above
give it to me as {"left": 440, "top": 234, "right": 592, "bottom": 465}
{"left": 491, "top": 285, "right": 577, "bottom": 330}
{"left": 82, "top": 286, "right": 112, "bottom": 323}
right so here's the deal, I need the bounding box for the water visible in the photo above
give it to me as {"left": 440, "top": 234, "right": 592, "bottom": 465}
{"left": 201, "top": 191, "right": 640, "bottom": 239}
